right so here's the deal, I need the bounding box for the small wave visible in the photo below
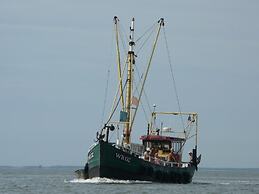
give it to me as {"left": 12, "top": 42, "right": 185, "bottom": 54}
{"left": 192, "top": 181, "right": 212, "bottom": 185}
{"left": 65, "top": 177, "right": 152, "bottom": 184}
{"left": 193, "top": 181, "right": 232, "bottom": 186}
{"left": 220, "top": 182, "right": 230, "bottom": 185}
{"left": 193, "top": 180, "right": 259, "bottom": 186}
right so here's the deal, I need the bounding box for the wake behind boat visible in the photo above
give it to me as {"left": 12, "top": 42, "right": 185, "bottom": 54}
{"left": 75, "top": 17, "right": 201, "bottom": 184}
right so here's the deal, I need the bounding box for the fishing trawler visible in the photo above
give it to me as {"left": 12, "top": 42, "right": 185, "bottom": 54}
{"left": 75, "top": 17, "right": 201, "bottom": 183}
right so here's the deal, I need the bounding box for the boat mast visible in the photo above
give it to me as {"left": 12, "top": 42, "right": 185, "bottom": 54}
{"left": 124, "top": 18, "right": 135, "bottom": 145}
{"left": 114, "top": 16, "right": 125, "bottom": 110}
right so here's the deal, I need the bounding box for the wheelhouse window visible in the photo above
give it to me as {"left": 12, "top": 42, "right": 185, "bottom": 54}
{"left": 172, "top": 141, "right": 183, "bottom": 154}
{"left": 143, "top": 140, "right": 171, "bottom": 151}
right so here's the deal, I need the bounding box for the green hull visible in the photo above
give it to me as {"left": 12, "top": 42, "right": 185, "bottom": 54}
{"left": 85, "top": 141, "right": 195, "bottom": 183}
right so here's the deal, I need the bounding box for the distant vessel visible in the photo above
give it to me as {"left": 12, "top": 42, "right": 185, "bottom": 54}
{"left": 75, "top": 17, "right": 201, "bottom": 183}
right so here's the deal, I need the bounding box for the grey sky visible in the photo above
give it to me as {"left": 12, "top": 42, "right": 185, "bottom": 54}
{"left": 0, "top": 0, "right": 258, "bottom": 168}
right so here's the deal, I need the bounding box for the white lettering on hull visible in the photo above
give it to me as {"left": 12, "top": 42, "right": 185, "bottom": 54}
{"left": 88, "top": 152, "right": 94, "bottom": 160}
{"left": 115, "top": 153, "right": 131, "bottom": 163}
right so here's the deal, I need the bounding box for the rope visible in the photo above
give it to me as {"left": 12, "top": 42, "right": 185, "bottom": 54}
{"left": 106, "top": 23, "right": 128, "bottom": 127}
{"left": 118, "top": 22, "right": 129, "bottom": 55}
{"left": 162, "top": 25, "right": 197, "bottom": 154}
{"left": 135, "top": 21, "right": 157, "bottom": 43}
{"left": 175, "top": 118, "right": 196, "bottom": 154}
{"left": 134, "top": 65, "right": 152, "bottom": 114}
{"left": 130, "top": 19, "right": 164, "bottom": 131}
{"left": 108, "top": 79, "right": 122, "bottom": 125}
{"left": 162, "top": 27, "right": 185, "bottom": 131}
{"left": 136, "top": 24, "right": 157, "bottom": 55}
{"left": 99, "top": 24, "right": 115, "bottom": 128}
{"left": 133, "top": 79, "right": 149, "bottom": 123}
{"left": 105, "top": 80, "right": 128, "bottom": 125}
{"left": 100, "top": 69, "right": 110, "bottom": 126}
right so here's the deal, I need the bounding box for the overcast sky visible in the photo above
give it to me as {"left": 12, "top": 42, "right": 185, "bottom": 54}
{"left": 0, "top": 0, "right": 259, "bottom": 168}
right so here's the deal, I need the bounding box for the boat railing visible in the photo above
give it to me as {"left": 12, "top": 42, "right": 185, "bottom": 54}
{"left": 144, "top": 155, "right": 190, "bottom": 168}
{"left": 130, "top": 143, "right": 145, "bottom": 155}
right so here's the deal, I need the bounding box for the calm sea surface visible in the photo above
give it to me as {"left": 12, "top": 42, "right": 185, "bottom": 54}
{"left": 0, "top": 166, "right": 258, "bottom": 194}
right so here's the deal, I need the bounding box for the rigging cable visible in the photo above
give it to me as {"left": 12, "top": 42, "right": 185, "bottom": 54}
{"left": 130, "top": 18, "right": 164, "bottom": 132}
{"left": 99, "top": 23, "right": 115, "bottom": 128}
{"left": 162, "top": 26, "right": 185, "bottom": 132}
{"left": 135, "top": 21, "right": 157, "bottom": 43}
{"left": 105, "top": 80, "right": 128, "bottom": 125}
{"left": 100, "top": 69, "right": 111, "bottom": 127}
{"left": 131, "top": 20, "right": 157, "bottom": 115}
{"left": 118, "top": 22, "right": 129, "bottom": 54}
{"left": 136, "top": 24, "right": 157, "bottom": 55}
{"left": 134, "top": 65, "right": 152, "bottom": 114}
{"left": 132, "top": 21, "right": 158, "bottom": 118}
{"left": 106, "top": 21, "right": 129, "bottom": 127}
{"left": 162, "top": 26, "right": 197, "bottom": 154}
{"left": 133, "top": 79, "right": 149, "bottom": 123}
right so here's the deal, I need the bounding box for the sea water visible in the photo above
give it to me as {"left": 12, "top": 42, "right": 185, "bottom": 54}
{"left": 0, "top": 166, "right": 259, "bottom": 194}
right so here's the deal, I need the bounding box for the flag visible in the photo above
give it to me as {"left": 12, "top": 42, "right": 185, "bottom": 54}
{"left": 131, "top": 96, "right": 139, "bottom": 106}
